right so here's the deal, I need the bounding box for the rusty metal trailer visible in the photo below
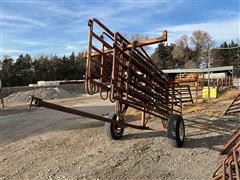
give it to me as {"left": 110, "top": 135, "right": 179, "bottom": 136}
{"left": 30, "top": 18, "right": 185, "bottom": 147}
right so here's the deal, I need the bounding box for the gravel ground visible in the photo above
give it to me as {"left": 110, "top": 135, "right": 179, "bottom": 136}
{"left": 4, "top": 87, "right": 73, "bottom": 103}
{"left": 0, "top": 94, "right": 239, "bottom": 180}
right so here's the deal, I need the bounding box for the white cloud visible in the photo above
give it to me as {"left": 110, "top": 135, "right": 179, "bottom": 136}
{"left": 0, "top": 49, "right": 25, "bottom": 53}
{"left": 39, "top": 0, "right": 182, "bottom": 30}
{"left": 149, "top": 18, "right": 239, "bottom": 43}
{"left": 45, "top": 1, "right": 176, "bottom": 18}
{"left": 66, "top": 45, "right": 77, "bottom": 50}
{"left": 0, "top": 49, "right": 26, "bottom": 59}
{"left": 10, "top": 39, "right": 50, "bottom": 46}
{"left": 2, "top": 14, "right": 46, "bottom": 27}
{"left": 65, "top": 41, "right": 88, "bottom": 51}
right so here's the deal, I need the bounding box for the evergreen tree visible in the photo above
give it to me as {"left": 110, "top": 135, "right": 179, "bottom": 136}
{"left": 152, "top": 43, "right": 175, "bottom": 69}
{"left": 1, "top": 56, "right": 14, "bottom": 86}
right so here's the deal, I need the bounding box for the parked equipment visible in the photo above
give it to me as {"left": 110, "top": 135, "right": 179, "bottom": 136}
{"left": 30, "top": 18, "right": 185, "bottom": 147}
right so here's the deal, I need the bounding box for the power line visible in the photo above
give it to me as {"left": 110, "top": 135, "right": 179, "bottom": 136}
{"left": 213, "top": 46, "right": 240, "bottom": 50}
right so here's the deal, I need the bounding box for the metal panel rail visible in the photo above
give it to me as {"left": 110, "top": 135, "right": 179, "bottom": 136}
{"left": 212, "top": 128, "right": 240, "bottom": 180}
{"left": 173, "top": 84, "right": 193, "bottom": 104}
{"left": 221, "top": 127, "right": 240, "bottom": 155}
{"left": 224, "top": 93, "right": 240, "bottom": 116}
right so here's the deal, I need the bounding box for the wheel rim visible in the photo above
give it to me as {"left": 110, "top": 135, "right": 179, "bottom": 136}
{"left": 114, "top": 125, "right": 123, "bottom": 136}
{"left": 179, "top": 121, "right": 184, "bottom": 141}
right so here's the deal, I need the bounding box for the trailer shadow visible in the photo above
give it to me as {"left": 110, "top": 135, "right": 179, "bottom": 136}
{"left": 120, "top": 114, "right": 239, "bottom": 151}
{"left": 183, "top": 114, "right": 239, "bottom": 150}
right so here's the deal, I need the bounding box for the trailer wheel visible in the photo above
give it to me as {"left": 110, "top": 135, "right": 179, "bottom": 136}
{"left": 167, "top": 115, "right": 185, "bottom": 148}
{"left": 105, "top": 113, "right": 124, "bottom": 140}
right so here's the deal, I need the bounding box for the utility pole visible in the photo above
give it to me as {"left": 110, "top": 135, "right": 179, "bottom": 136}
{"left": 208, "top": 44, "right": 211, "bottom": 99}
{"left": 0, "top": 66, "right": 4, "bottom": 108}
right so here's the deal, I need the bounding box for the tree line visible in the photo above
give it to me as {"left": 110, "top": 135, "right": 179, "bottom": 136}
{"left": 151, "top": 30, "right": 239, "bottom": 69}
{"left": 1, "top": 52, "right": 85, "bottom": 87}
{"left": 0, "top": 30, "right": 239, "bottom": 87}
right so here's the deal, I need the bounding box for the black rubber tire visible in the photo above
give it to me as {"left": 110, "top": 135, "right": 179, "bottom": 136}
{"left": 167, "top": 114, "right": 185, "bottom": 148}
{"left": 105, "top": 113, "right": 124, "bottom": 140}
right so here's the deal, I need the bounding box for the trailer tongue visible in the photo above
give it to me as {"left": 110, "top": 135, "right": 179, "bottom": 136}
{"left": 30, "top": 18, "right": 185, "bottom": 147}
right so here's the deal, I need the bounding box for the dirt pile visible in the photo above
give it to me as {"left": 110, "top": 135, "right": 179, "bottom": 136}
{"left": 4, "top": 87, "right": 72, "bottom": 103}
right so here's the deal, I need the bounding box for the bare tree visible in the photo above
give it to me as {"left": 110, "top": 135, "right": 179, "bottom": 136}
{"left": 172, "top": 35, "right": 192, "bottom": 68}
{"left": 190, "top": 30, "right": 212, "bottom": 67}
{"left": 130, "top": 34, "right": 149, "bottom": 42}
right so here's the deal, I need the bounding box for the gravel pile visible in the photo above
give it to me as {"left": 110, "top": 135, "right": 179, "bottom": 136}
{"left": 4, "top": 87, "right": 72, "bottom": 103}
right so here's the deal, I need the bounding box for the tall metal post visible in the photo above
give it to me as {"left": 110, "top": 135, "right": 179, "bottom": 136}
{"left": 0, "top": 73, "right": 4, "bottom": 108}
{"left": 208, "top": 44, "right": 211, "bottom": 99}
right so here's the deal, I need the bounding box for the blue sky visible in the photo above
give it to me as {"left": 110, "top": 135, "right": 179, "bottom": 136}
{"left": 1, "top": 0, "right": 239, "bottom": 59}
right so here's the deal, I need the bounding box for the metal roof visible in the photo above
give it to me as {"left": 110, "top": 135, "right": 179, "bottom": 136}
{"left": 162, "top": 66, "right": 235, "bottom": 74}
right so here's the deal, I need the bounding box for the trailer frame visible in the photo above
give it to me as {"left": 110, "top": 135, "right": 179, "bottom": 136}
{"left": 30, "top": 18, "right": 185, "bottom": 147}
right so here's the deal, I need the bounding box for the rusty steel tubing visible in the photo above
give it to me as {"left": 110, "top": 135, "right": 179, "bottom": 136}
{"left": 91, "top": 18, "right": 114, "bottom": 37}
{"left": 127, "top": 68, "right": 169, "bottom": 99}
{"left": 110, "top": 33, "right": 118, "bottom": 103}
{"left": 99, "top": 32, "right": 108, "bottom": 100}
{"left": 118, "top": 98, "right": 169, "bottom": 121}
{"left": 128, "top": 53, "right": 168, "bottom": 86}
{"left": 221, "top": 127, "right": 240, "bottom": 155}
{"left": 212, "top": 142, "right": 240, "bottom": 180}
{"left": 125, "top": 89, "right": 170, "bottom": 116}
{"left": 124, "top": 83, "right": 177, "bottom": 115}
{"left": 126, "top": 40, "right": 137, "bottom": 99}
{"left": 212, "top": 128, "right": 240, "bottom": 180}
{"left": 224, "top": 93, "right": 240, "bottom": 116}
{"left": 85, "top": 18, "right": 182, "bottom": 132}
{"left": 85, "top": 21, "right": 96, "bottom": 95}
{"left": 120, "top": 89, "right": 171, "bottom": 115}
{"left": 125, "top": 31, "right": 167, "bottom": 49}
{"left": 114, "top": 81, "right": 172, "bottom": 114}
{"left": 116, "top": 52, "right": 169, "bottom": 92}
{"left": 29, "top": 96, "right": 162, "bottom": 131}
{"left": 115, "top": 31, "right": 167, "bottom": 80}
{"left": 127, "top": 81, "right": 171, "bottom": 111}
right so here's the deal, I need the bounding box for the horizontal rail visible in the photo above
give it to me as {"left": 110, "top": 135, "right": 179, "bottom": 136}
{"left": 126, "top": 31, "right": 167, "bottom": 48}
{"left": 221, "top": 127, "right": 240, "bottom": 155}
{"left": 224, "top": 93, "right": 240, "bottom": 116}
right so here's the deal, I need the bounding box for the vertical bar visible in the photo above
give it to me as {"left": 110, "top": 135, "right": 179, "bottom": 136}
{"left": 85, "top": 19, "right": 98, "bottom": 95}
{"left": 141, "top": 111, "right": 146, "bottom": 127}
{"left": 208, "top": 44, "right": 211, "bottom": 99}
{"left": 171, "top": 83, "right": 174, "bottom": 114}
{"left": 180, "top": 83, "right": 182, "bottom": 114}
{"left": 110, "top": 33, "right": 118, "bottom": 101}
{"left": 233, "top": 149, "right": 239, "bottom": 178}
